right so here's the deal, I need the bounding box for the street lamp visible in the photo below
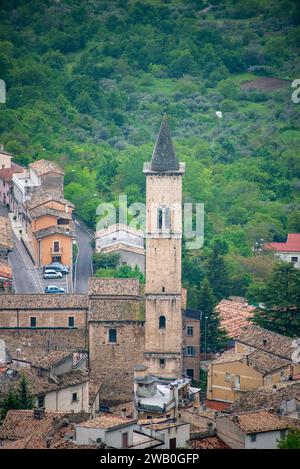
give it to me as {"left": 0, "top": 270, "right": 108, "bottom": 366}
{"left": 16, "top": 347, "right": 21, "bottom": 368}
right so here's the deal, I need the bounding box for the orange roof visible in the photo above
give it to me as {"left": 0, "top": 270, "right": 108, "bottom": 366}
{"left": 265, "top": 233, "right": 300, "bottom": 253}
{"left": 206, "top": 400, "right": 231, "bottom": 411}
{"left": 216, "top": 299, "right": 255, "bottom": 338}
{"left": 0, "top": 163, "right": 24, "bottom": 182}
{"left": 0, "top": 261, "right": 12, "bottom": 279}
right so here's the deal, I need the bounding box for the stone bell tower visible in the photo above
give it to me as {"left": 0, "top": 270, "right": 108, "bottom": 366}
{"left": 143, "top": 116, "right": 185, "bottom": 379}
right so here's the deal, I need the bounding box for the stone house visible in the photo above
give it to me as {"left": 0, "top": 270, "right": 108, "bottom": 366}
{"left": 74, "top": 414, "right": 138, "bottom": 448}
{"left": 0, "top": 147, "right": 24, "bottom": 207}
{"left": 183, "top": 309, "right": 201, "bottom": 382}
{"left": 216, "top": 410, "right": 291, "bottom": 449}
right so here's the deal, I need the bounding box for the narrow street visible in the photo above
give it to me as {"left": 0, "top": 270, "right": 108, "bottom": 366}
{"left": 9, "top": 235, "right": 43, "bottom": 294}
{"left": 74, "top": 219, "right": 94, "bottom": 293}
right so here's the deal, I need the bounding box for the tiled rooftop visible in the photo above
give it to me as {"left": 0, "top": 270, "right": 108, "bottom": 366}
{"left": 231, "top": 410, "right": 291, "bottom": 434}
{"left": 212, "top": 348, "right": 290, "bottom": 375}
{"left": 0, "top": 162, "right": 24, "bottom": 182}
{"left": 216, "top": 298, "right": 255, "bottom": 338}
{"left": 29, "top": 205, "right": 72, "bottom": 221}
{"left": 0, "top": 216, "right": 13, "bottom": 251}
{"left": 0, "top": 409, "right": 65, "bottom": 440}
{"left": 0, "top": 367, "right": 89, "bottom": 397}
{"left": 25, "top": 193, "right": 74, "bottom": 210}
{"left": 34, "top": 225, "right": 75, "bottom": 240}
{"left": 0, "top": 294, "right": 88, "bottom": 309}
{"left": 230, "top": 381, "right": 300, "bottom": 413}
{"left": 77, "top": 414, "right": 137, "bottom": 430}
{"left": 35, "top": 350, "right": 73, "bottom": 369}
{"left": 236, "top": 325, "right": 295, "bottom": 361}
{"left": 29, "top": 159, "right": 64, "bottom": 176}
{"left": 88, "top": 277, "right": 141, "bottom": 297}
{"left": 265, "top": 233, "right": 300, "bottom": 253}
{"left": 188, "top": 436, "right": 230, "bottom": 449}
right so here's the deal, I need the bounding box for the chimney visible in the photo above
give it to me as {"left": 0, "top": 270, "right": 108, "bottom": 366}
{"left": 65, "top": 204, "right": 69, "bottom": 213}
{"left": 263, "top": 338, "right": 267, "bottom": 346}
{"left": 121, "top": 408, "right": 126, "bottom": 419}
{"left": 0, "top": 144, "right": 4, "bottom": 152}
{"left": 34, "top": 409, "right": 45, "bottom": 420}
{"left": 242, "top": 355, "right": 249, "bottom": 366}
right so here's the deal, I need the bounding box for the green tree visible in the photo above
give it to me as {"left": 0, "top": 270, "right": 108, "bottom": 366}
{"left": 252, "top": 262, "right": 300, "bottom": 336}
{"left": 207, "top": 240, "right": 230, "bottom": 301}
{"left": 278, "top": 428, "right": 300, "bottom": 449}
{"left": 92, "top": 252, "right": 120, "bottom": 271}
{"left": 18, "top": 375, "right": 34, "bottom": 409}
{"left": 197, "top": 278, "right": 228, "bottom": 353}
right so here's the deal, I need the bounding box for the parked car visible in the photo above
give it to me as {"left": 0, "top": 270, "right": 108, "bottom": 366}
{"left": 43, "top": 263, "right": 69, "bottom": 275}
{"left": 43, "top": 269, "right": 63, "bottom": 279}
{"left": 45, "top": 285, "right": 65, "bottom": 294}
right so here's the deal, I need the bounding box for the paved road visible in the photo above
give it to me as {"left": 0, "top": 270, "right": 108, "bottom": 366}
{"left": 74, "top": 220, "right": 94, "bottom": 293}
{"left": 9, "top": 234, "right": 43, "bottom": 294}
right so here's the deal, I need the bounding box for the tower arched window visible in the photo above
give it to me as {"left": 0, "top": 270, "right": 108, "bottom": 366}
{"left": 159, "top": 315, "right": 166, "bottom": 329}
{"left": 157, "top": 207, "right": 163, "bottom": 230}
{"left": 165, "top": 207, "right": 171, "bottom": 229}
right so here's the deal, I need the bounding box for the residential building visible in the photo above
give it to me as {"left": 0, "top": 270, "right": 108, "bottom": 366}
{"left": 265, "top": 233, "right": 300, "bottom": 268}
{"left": 183, "top": 309, "right": 201, "bottom": 382}
{"left": 0, "top": 216, "right": 13, "bottom": 293}
{"left": 143, "top": 115, "right": 185, "bottom": 379}
{"left": 216, "top": 410, "right": 291, "bottom": 449}
{"left": 24, "top": 193, "right": 75, "bottom": 266}
{"left": 95, "top": 223, "right": 145, "bottom": 273}
{"left": 0, "top": 146, "right": 24, "bottom": 207}
{"left": 74, "top": 414, "right": 138, "bottom": 448}
{"left": 207, "top": 348, "right": 291, "bottom": 403}
{"left": 135, "top": 419, "right": 190, "bottom": 449}
{"left": 235, "top": 325, "right": 300, "bottom": 376}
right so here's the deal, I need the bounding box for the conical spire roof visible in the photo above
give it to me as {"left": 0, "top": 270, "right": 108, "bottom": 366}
{"left": 150, "top": 116, "right": 179, "bottom": 172}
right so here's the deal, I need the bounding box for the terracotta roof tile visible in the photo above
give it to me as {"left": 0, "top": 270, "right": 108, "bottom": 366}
{"left": 236, "top": 325, "right": 294, "bottom": 361}
{"left": 0, "top": 409, "right": 65, "bottom": 440}
{"left": 231, "top": 410, "right": 291, "bottom": 434}
{"left": 34, "top": 225, "right": 75, "bottom": 240}
{"left": 216, "top": 299, "right": 255, "bottom": 339}
{"left": 76, "top": 414, "right": 137, "bottom": 430}
{"left": 265, "top": 234, "right": 300, "bottom": 253}
{"left": 0, "top": 294, "right": 88, "bottom": 310}
{"left": 188, "top": 436, "right": 230, "bottom": 449}
{"left": 25, "top": 193, "right": 74, "bottom": 210}
{"left": 29, "top": 206, "right": 72, "bottom": 221}
{"left": 29, "top": 159, "right": 64, "bottom": 176}
{"left": 0, "top": 163, "right": 24, "bottom": 182}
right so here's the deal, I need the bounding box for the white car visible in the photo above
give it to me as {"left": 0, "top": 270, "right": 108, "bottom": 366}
{"left": 43, "top": 269, "right": 63, "bottom": 279}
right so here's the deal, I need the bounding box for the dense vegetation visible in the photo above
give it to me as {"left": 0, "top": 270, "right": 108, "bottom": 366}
{"left": 1, "top": 0, "right": 300, "bottom": 313}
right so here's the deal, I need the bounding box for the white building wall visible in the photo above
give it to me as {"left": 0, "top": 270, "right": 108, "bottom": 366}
{"left": 75, "top": 424, "right": 135, "bottom": 448}
{"left": 275, "top": 252, "right": 300, "bottom": 269}
{"left": 42, "top": 381, "right": 89, "bottom": 413}
{"left": 245, "top": 430, "right": 284, "bottom": 449}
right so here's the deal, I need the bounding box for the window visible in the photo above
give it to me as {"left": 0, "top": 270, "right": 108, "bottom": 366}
{"left": 38, "top": 395, "right": 45, "bottom": 408}
{"left": 250, "top": 434, "right": 256, "bottom": 442}
{"left": 186, "top": 346, "right": 195, "bottom": 357}
{"left": 68, "top": 317, "right": 75, "bottom": 328}
{"left": 53, "top": 241, "right": 60, "bottom": 253}
{"left": 165, "top": 207, "right": 171, "bottom": 229}
{"left": 235, "top": 375, "right": 240, "bottom": 389}
{"left": 225, "top": 372, "right": 231, "bottom": 382}
{"left": 187, "top": 369, "right": 194, "bottom": 379}
{"left": 72, "top": 392, "right": 78, "bottom": 402}
{"left": 109, "top": 329, "right": 117, "bottom": 343}
{"left": 159, "top": 315, "right": 166, "bottom": 329}
{"left": 159, "top": 358, "right": 165, "bottom": 368}
{"left": 57, "top": 218, "right": 69, "bottom": 225}
{"left": 291, "top": 256, "right": 298, "bottom": 263}
{"left": 187, "top": 326, "right": 194, "bottom": 336}
{"left": 157, "top": 207, "right": 163, "bottom": 230}
{"left": 30, "top": 317, "right": 36, "bottom": 328}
